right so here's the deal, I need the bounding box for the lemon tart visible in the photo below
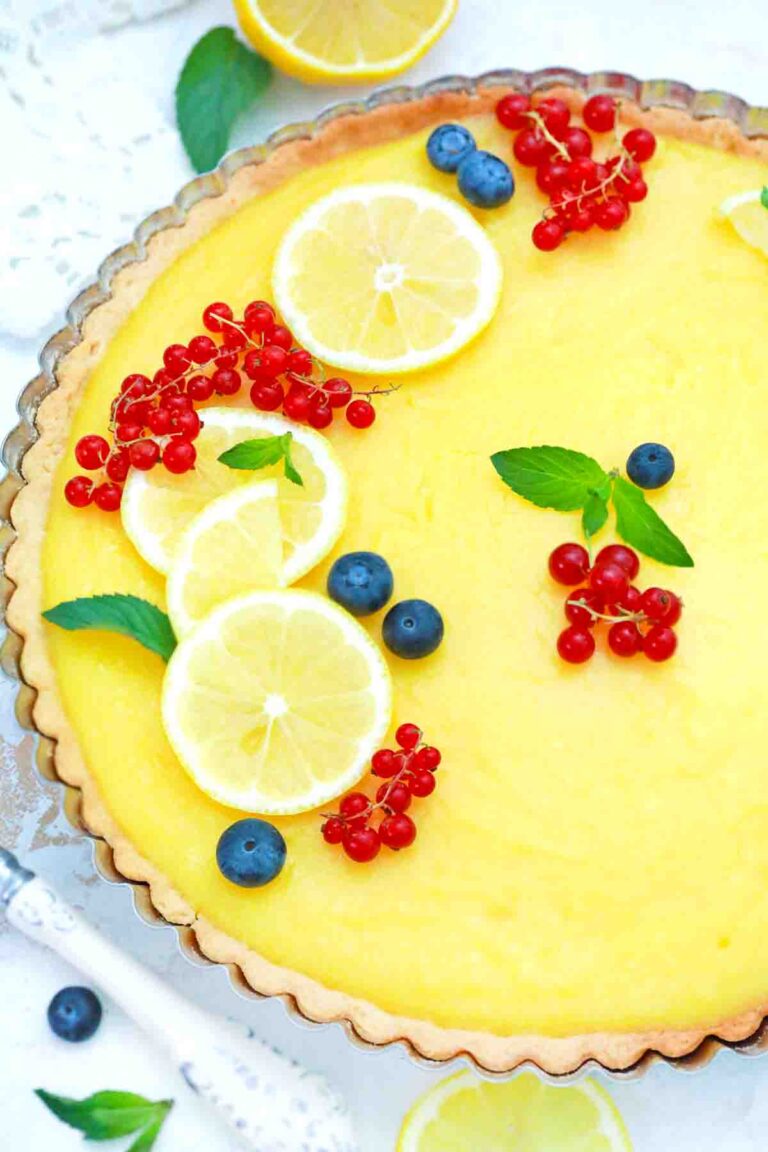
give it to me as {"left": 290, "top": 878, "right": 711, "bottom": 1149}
{"left": 7, "top": 73, "right": 768, "bottom": 1074}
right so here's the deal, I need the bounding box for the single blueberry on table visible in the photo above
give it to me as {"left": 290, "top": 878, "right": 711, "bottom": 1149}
{"left": 47, "top": 986, "right": 102, "bottom": 1043}
{"left": 217, "top": 819, "right": 287, "bottom": 888}
{"left": 426, "top": 123, "right": 477, "bottom": 173}
{"left": 327, "top": 551, "right": 394, "bottom": 617}
{"left": 383, "top": 599, "right": 444, "bottom": 659}
{"left": 626, "top": 443, "right": 675, "bottom": 490}
{"left": 457, "top": 150, "right": 514, "bottom": 209}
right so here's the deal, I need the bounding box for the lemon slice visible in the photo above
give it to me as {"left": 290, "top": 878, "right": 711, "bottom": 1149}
{"left": 233, "top": 0, "right": 457, "bottom": 85}
{"left": 719, "top": 188, "right": 768, "bottom": 255}
{"left": 273, "top": 183, "right": 503, "bottom": 375}
{"left": 122, "top": 409, "right": 347, "bottom": 577}
{"left": 162, "top": 590, "right": 392, "bottom": 814}
{"left": 166, "top": 480, "right": 285, "bottom": 638}
{"left": 398, "top": 1072, "right": 632, "bottom": 1152}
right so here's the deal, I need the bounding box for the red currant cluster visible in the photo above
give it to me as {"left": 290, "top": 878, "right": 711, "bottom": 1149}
{"left": 64, "top": 299, "right": 389, "bottom": 512}
{"left": 549, "top": 543, "right": 682, "bottom": 664}
{"left": 495, "top": 92, "right": 656, "bottom": 251}
{"left": 321, "top": 724, "right": 440, "bottom": 863}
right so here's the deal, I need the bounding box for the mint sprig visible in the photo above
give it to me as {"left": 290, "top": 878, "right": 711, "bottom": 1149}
{"left": 491, "top": 445, "right": 693, "bottom": 567}
{"left": 761, "top": 186, "right": 768, "bottom": 210}
{"left": 176, "top": 27, "right": 272, "bottom": 173}
{"left": 218, "top": 432, "right": 303, "bottom": 486}
{"left": 43, "top": 595, "right": 177, "bottom": 661}
{"left": 35, "top": 1090, "right": 173, "bottom": 1150}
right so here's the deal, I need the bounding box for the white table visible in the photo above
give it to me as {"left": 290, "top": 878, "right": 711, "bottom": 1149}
{"left": 2, "top": 1, "right": 768, "bottom": 1147}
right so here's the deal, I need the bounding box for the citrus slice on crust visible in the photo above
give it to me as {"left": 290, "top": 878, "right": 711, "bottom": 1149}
{"left": 719, "top": 188, "right": 768, "bottom": 256}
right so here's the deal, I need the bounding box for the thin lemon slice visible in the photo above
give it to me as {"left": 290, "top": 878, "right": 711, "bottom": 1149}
{"left": 122, "top": 409, "right": 347, "bottom": 577}
{"left": 166, "top": 480, "right": 285, "bottom": 638}
{"left": 233, "top": 0, "right": 456, "bottom": 85}
{"left": 162, "top": 590, "right": 392, "bottom": 814}
{"left": 398, "top": 1072, "right": 632, "bottom": 1152}
{"left": 719, "top": 188, "right": 768, "bottom": 255}
{"left": 273, "top": 183, "right": 503, "bottom": 375}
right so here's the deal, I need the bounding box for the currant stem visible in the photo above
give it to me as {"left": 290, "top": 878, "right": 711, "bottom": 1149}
{"left": 524, "top": 109, "right": 571, "bottom": 162}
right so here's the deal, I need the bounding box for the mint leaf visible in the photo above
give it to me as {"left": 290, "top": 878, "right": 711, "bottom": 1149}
{"left": 35, "top": 1090, "right": 172, "bottom": 1143}
{"left": 219, "top": 433, "right": 304, "bottom": 486}
{"left": 491, "top": 446, "right": 608, "bottom": 511}
{"left": 176, "top": 27, "right": 271, "bottom": 173}
{"left": 127, "top": 1107, "right": 173, "bottom": 1152}
{"left": 613, "top": 476, "right": 694, "bottom": 567}
{"left": 582, "top": 491, "right": 609, "bottom": 539}
{"left": 761, "top": 186, "right": 768, "bottom": 210}
{"left": 43, "top": 595, "right": 176, "bottom": 661}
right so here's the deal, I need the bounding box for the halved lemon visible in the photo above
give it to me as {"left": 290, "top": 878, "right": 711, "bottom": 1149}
{"left": 273, "top": 183, "right": 504, "bottom": 375}
{"left": 162, "top": 590, "right": 392, "bottom": 814}
{"left": 398, "top": 1072, "right": 632, "bottom": 1152}
{"left": 719, "top": 188, "right": 768, "bottom": 256}
{"left": 166, "top": 480, "right": 285, "bottom": 638}
{"left": 122, "top": 409, "right": 347, "bottom": 577}
{"left": 233, "top": 0, "right": 457, "bottom": 85}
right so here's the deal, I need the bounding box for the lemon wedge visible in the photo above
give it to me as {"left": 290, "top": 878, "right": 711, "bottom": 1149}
{"left": 162, "top": 590, "right": 392, "bottom": 814}
{"left": 397, "top": 1071, "right": 632, "bottom": 1152}
{"left": 233, "top": 0, "right": 457, "bottom": 85}
{"left": 719, "top": 188, "right": 768, "bottom": 256}
{"left": 122, "top": 409, "right": 347, "bottom": 577}
{"left": 166, "top": 480, "right": 284, "bottom": 638}
{"left": 273, "top": 183, "right": 503, "bottom": 375}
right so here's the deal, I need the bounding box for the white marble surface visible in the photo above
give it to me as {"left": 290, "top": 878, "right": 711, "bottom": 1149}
{"left": 2, "top": 0, "right": 768, "bottom": 1147}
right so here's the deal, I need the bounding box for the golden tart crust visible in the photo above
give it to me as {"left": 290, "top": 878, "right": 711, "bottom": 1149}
{"left": 6, "top": 85, "right": 768, "bottom": 1075}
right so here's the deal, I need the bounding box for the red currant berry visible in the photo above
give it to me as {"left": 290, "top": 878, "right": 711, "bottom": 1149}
{"left": 269, "top": 325, "right": 293, "bottom": 351}
{"left": 495, "top": 92, "right": 531, "bottom": 130}
{"left": 119, "top": 400, "right": 151, "bottom": 426}
{"left": 532, "top": 218, "right": 566, "bottom": 252}
{"left": 211, "top": 368, "right": 241, "bottom": 396}
{"left": 92, "top": 482, "right": 122, "bottom": 512}
{"left": 152, "top": 368, "right": 175, "bottom": 391}
{"left": 186, "top": 374, "right": 215, "bottom": 403}
{"left": 535, "top": 97, "right": 571, "bottom": 135}
{"left": 623, "top": 128, "right": 656, "bottom": 162}
{"left": 590, "top": 561, "right": 630, "bottom": 601}
{"left": 617, "top": 585, "right": 643, "bottom": 614}
{"left": 371, "top": 749, "right": 399, "bottom": 778}
{"left": 243, "top": 351, "right": 264, "bottom": 380}
{"left": 513, "top": 128, "right": 548, "bottom": 167}
{"left": 595, "top": 198, "right": 629, "bottom": 231}
{"left": 395, "top": 723, "right": 421, "bottom": 750}
{"left": 582, "top": 94, "right": 617, "bottom": 133}
{"left": 415, "top": 746, "right": 441, "bottom": 771}
{"left": 187, "top": 335, "right": 217, "bottom": 364}
{"left": 609, "top": 155, "right": 641, "bottom": 182}
{"left": 283, "top": 385, "right": 312, "bottom": 422}
{"left": 250, "top": 381, "right": 285, "bottom": 411}
{"left": 202, "top": 302, "right": 233, "bottom": 333}
{"left": 244, "top": 299, "right": 275, "bottom": 325}
{"left": 608, "top": 621, "right": 643, "bottom": 657}
{"left": 323, "top": 378, "right": 353, "bottom": 408}
{"left": 171, "top": 409, "right": 202, "bottom": 439}
{"left": 595, "top": 544, "right": 640, "bottom": 580}
{"left": 321, "top": 817, "right": 345, "bottom": 845}
{"left": 565, "top": 588, "right": 602, "bottom": 628}
{"left": 163, "top": 343, "right": 191, "bottom": 377}
{"left": 287, "top": 349, "right": 313, "bottom": 377}
{"left": 343, "top": 826, "right": 381, "bottom": 863}
{"left": 120, "top": 373, "right": 150, "bottom": 397}
{"left": 557, "top": 625, "right": 596, "bottom": 664}
{"left": 115, "top": 422, "right": 143, "bottom": 443}
{"left": 75, "top": 434, "right": 109, "bottom": 470}
{"left": 163, "top": 438, "right": 196, "bottom": 474}
{"left": 567, "top": 205, "right": 595, "bottom": 232}
{"left": 214, "top": 350, "right": 239, "bottom": 370}
{"left": 664, "top": 594, "right": 682, "bottom": 627}
{"left": 376, "top": 781, "right": 412, "bottom": 813}
{"left": 549, "top": 543, "right": 590, "bottom": 586}
{"left": 260, "top": 345, "right": 289, "bottom": 376}
{"left": 308, "top": 396, "right": 333, "bottom": 430}
{"left": 164, "top": 395, "right": 191, "bottom": 413}
{"left": 339, "top": 792, "right": 370, "bottom": 826}
{"left": 566, "top": 156, "right": 598, "bottom": 191}
{"left": 379, "top": 813, "right": 417, "bottom": 850}
{"left": 222, "top": 325, "right": 247, "bottom": 351}
{"left": 128, "top": 439, "right": 160, "bottom": 470}
{"left": 641, "top": 587, "right": 677, "bottom": 623}
{"left": 64, "top": 476, "right": 94, "bottom": 507}
{"left": 346, "top": 400, "right": 375, "bottom": 429}
{"left": 644, "top": 624, "right": 677, "bottom": 662}
{"left": 409, "top": 770, "right": 436, "bottom": 798}
{"left": 561, "top": 126, "right": 592, "bottom": 157}
{"left": 105, "top": 450, "right": 130, "bottom": 483}
{"left": 536, "top": 159, "right": 570, "bottom": 194}
{"left": 623, "top": 178, "right": 648, "bottom": 203}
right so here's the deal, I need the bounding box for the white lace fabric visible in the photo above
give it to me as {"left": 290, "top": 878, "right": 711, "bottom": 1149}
{"left": 0, "top": 0, "right": 192, "bottom": 339}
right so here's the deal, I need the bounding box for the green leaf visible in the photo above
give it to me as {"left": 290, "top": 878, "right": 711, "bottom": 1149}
{"left": 612, "top": 475, "right": 694, "bottom": 567}
{"left": 42, "top": 595, "right": 177, "bottom": 661}
{"left": 761, "top": 186, "right": 768, "bottom": 210}
{"left": 35, "top": 1090, "right": 172, "bottom": 1142}
{"left": 176, "top": 27, "right": 272, "bottom": 173}
{"left": 582, "top": 491, "right": 609, "bottom": 539}
{"left": 219, "top": 433, "right": 303, "bottom": 486}
{"left": 491, "top": 446, "right": 608, "bottom": 511}
{"left": 127, "top": 1106, "right": 173, "bottom": 1152}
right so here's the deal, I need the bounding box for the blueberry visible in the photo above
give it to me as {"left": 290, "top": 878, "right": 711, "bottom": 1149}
{"left": 457, "top": 150, "right": 514, "bottom": 209}
{"left": 382, "top": 599, "right": 444, "bottom": 659}
{"left": 47, "top": 986, "right": 102, "bottom": 1043}
{"left": 327, "top": 552, "right": 394, "bottom": 617}
{"left": 426, "top": 123, "right": 477, "bottom": 173}
{"left": 216, "top": 819, "right": 286, "bottom": 888}
{"left": 626, "top": 443, "right": 675, "bottom": 490}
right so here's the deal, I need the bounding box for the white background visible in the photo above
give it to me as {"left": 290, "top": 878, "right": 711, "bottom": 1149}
{"left": 2, "top": 1, "right": 768, "bottom": 1148}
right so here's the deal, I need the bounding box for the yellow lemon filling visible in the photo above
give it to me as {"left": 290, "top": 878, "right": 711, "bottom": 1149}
{"left": 42, "top": 113, "right": 768, "bottom": 1037}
